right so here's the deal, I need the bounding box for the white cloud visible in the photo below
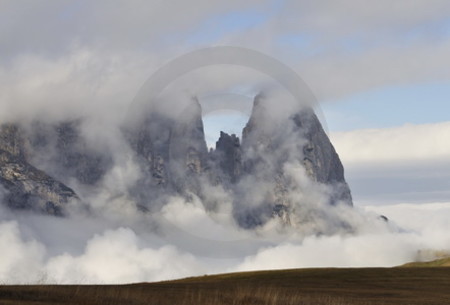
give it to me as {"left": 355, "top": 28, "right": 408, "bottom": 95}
{"left": 233, "top": 202, "right": 450, "bottom": 272}
{"left": 329, "top": 123, "right": 450, "bottom": 205}
{"left": 0, "top": 200, "right": 448, "bottom": 284}
{"left": 0, "top": 48, "right": 154, "bottom": 123}
{"left": 0, "top": 221, "right": 46, "bottom": 283}
{"left": 365, "top": 202, "right": 450, "bottom": 235}
{"left": 219, "top": 1, "right": 450, "bottom": 99}
{"left": 2, "top": 0, "right": 450, "bottom": 103}
{"left": 46, "top": 227, "right": 202, "bottom": 284}
{"left": 0, "top": 0, "right": 262, "bottom": 59}
{"left": 331, "top": 122, "right": 450, "bottom": 164}
{"left": 232, "top": 233, "right": 418, "bottom": 271}
{"left": 301, "top": 40, "right": 450, "bottom": 100}
{"left": 279, "top": 0, "right": 450, "bottom": 36}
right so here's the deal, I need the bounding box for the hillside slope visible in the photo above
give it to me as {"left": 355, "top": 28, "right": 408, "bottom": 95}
{"left": 401, "top": 256, "right": 450, "bottom": 267}
{"left": 0, "top": 267, "right": 449, "bottom": 305}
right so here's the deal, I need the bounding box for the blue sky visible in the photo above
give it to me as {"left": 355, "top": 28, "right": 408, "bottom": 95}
{"left": 164, "top": 2, "right": 450, "bottom": 135}
{"left": 203, "top": 80, "right": 450, "bottom": 140}
{"left": 322, "top": 80, "right": 450, "bottom": 132}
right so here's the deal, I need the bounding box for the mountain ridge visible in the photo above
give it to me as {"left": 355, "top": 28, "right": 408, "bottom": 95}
{"left": 0, "top": 95, "right": 353, "bottom": 229}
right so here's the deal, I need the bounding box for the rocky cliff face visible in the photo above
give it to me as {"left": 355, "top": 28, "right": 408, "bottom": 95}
{"left": 242, "top": 95, "right": 352, "bottom": 205}
{"left": 291, "top": 110, "right": 352, "bottom": 204}
{"left": 212, "top": 94, "right": 352, "bottom": 228}
{"left": 126, "top": 98, "right": 209, "bottom": 208}
{"left": 0, "top": 124, "right": 78, "bottom": 215}
{"left": 26, "top": 120, "right": 113, "bottom": 186}
{"left": 211, "top": 131, "right": 241, "bottom": 184}
{"left": 0, "top": 124, "right": 27, "bottom": 159}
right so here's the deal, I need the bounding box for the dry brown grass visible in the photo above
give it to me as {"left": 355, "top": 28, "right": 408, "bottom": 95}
{"left": 1, "top": 267, "right": 449, "bottom": 304}
{"left": 401, "top": 256, "right": 450, "bottom": 267}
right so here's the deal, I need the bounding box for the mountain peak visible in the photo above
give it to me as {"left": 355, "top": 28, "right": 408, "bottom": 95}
{"left": 0, "top": 95, "right": 352, "bottom": 230}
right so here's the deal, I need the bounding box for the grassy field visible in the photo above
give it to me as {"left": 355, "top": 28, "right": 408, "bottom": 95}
{"left": 401, "top": 256, "right": 450, "bottom": 267}
{"left": 0, "top": 267, "right": 449, "bottom": 305}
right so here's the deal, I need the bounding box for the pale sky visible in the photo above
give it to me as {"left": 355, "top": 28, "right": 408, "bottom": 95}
{"left": 1, "top": 0, "right": 449, "bottom": 206}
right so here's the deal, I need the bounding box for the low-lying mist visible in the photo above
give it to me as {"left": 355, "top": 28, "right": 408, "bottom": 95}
{"left": 1, "top": 195, "right": 449, "bottom": 284}
{"left": 0, "top": 63, "right": 449, "bottom": 284}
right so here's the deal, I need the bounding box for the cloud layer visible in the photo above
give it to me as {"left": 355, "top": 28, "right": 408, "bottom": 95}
{"left": 331, "top": 122, "right": 450, "bottom": 164}
{"left": 0, "top": 199, "right": 449, "bottom": 284}
{"left": 330, "top": 122, "right": 450, "bottom": 205}
{"left": 2, "top": 1, "right": 450, "bottom": 102}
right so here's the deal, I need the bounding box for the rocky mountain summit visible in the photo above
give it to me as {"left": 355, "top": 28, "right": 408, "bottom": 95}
{"left": 0, "top": 95, "right": 352, "bottom": 228}
{"left": 126, "top": 98, "right": 209, "bottom": 209}
{"left": 212, "top": 95, "right": 352, "bottom": 227}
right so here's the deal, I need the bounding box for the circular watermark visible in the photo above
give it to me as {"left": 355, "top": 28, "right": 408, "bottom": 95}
{"left": 127, "top": 46, "right": 326, "bottom": 258}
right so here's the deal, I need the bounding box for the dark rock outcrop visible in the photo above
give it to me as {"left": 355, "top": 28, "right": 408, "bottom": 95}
{"left": 212, "top": 131, "right": 241, "bottom": 184}
{"left": 126, "top": 98, "right": 209, "bottom": 208}
{"left": 26, "top": 120, "right": 113, "bottom": 186}
{"left": 291, "top": 110, "right": 352, "bottom": 204}
{"left": 0, "top": 124, "right": 27, "bottom": 159}
{"left": 244, "top": 95, "right": 352, "bottom": 202}
{"left": 221, "top": 94, "right": 352, "bottom": 227}
{"left": 169, "top": 99, "right": 209, "bottom": 194}
{"left": 0, "top": 124, "right": 78, "bottom": 215}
